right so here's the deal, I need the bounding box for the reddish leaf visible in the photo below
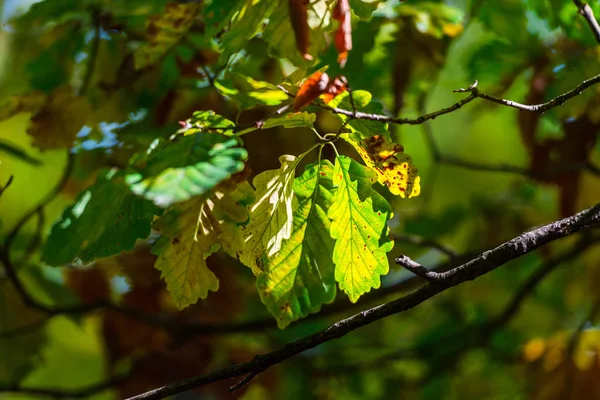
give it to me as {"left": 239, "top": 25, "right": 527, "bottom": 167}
{"left": 323, "top": 75, "right": 348, "bottom": 103}
{"left": 288, "top": 0, "right": 313, "bottom": 61}
{"left": 333, "top": 0, "right": 352, "bottom": 67}
{"left": 294, "top": 71, "right": 330, "bottom": 110}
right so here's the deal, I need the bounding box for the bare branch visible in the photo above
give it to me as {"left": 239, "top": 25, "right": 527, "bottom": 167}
{"left": 126, "top": 202, "right": 600, "bottom": 400}
{"left": 573, "top": 0, "right": 600, "bottom": 44}
{"left": 318, "top": 71, "right": 600, "bottom": 126}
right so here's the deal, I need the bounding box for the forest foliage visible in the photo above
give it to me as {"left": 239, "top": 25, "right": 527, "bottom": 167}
{"left": 1, "top": 0, "right": 600, "bottom": 399}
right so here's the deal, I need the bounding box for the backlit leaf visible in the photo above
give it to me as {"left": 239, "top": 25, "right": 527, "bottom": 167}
{"left": 219, "top": 0, "right": 279, "bottom": 63}
{"left": 42, "top": 170, "right": 158, "bottom": 266}
{"left": 328, "top": 156, "right": 393, "bottom": 302}
{"left": 204, "top": 0, "right": 246, "bottom": 37}
{"left": 238, "top": 155, "right": 297, "bottom": 274}
{"left": 257, "top": 160, "right": 336, "bottom": 328}
{"left": 152, "top": 181, "right": 254, "bottom": 309}
{"left": 236, "top": 112, "right": 316, "bottom": 135}
{"left": 327, "top": 90, "right": 389, "bottom": 138}
{"left": 343, "top": 133, "right": 420, "bottom": 198}
{"left": 215, "top": 72, "right": 290, "bottom": 110}
{"left": 126, "top": 132, "right": 247, "bottom": 207}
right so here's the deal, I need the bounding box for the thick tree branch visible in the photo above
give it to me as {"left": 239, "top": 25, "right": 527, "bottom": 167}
{"left": 126, "top": 203, "right": 600, "bottom": 400}
{"left": 395, "top": 255, "right": 444, "bottom": 282}
{"left": 573, "top": 0, "right": 600, "bottom": 44}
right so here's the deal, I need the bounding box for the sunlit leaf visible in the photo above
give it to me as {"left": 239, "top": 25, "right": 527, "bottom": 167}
{"left": 42, "top": 170, "right": 158, "bottom": 266}
{"left": 238, "top": 155, "right": 297, "bottom": 274}
{"left": 236, "top": 112, "right": 316, "bottom": 135}
{"left": 328, "top": 156, "right": 393, "bottom": 302}
{"left": 152, "top": 181, "right": 254, "bottom": 309}
{"left": 343, "top": 133, "right": 420, "bottom": 198}
{"left": 215, "top": 72, "right": 290, "bottom": 110}
{"left": 327, "top": 90, "right": 388, "bottom": 138}
{"left": 126, "top": 132, "right": 247, "bottom": 207}
{"left": 204, "top": 0, "right": 246, "bottom": 37}
{"left": 257, "top": 160, "right": 336, "bottom": 328}
{"left": 219, "top": 0, "right": 279, "bottom": 63}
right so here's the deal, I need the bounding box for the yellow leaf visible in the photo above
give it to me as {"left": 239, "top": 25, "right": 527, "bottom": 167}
{"left": 343, "top": 134, "right": 421, "bottom": 198}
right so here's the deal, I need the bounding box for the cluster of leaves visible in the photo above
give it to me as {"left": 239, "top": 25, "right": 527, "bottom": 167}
{"left": 0, "top": 0, "right": 421, "bottom": 328}
{"left": 3, "top": 0, "right": 600, "bottom": 398}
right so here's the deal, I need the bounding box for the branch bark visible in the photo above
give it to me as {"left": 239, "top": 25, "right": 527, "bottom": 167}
{"left": 573, "top": 0, "right": 600, "bottom": 44}
{"left": 126, "top": 202, "right": 600, "bottom": 400}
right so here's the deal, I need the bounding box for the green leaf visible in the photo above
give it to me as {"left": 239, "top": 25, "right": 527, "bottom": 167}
{"left": 180, "top": 110, "right": 236, "bottom": 134}
{"left": 215, "top": 72, "right": 290, "bottom": 110}
{"left": 349, "top": 0, "right": 380, "bottom": 19}
{"left": 11, "top": 0, "right": 87, "bottom": 29}
{"left": 328, "top": 156, "right": 394, "bottom": 302}
{"left": 327, "top": 90, "right": 389, "bottom": 138}
{"left": 152, "top": 182, "right": 254, "bottom": 309}
{"left": 42, "top": 170, "right": 158, "bottom": 266}
{"left": 219, "top": 0, "right": 279, "bottom": 63}
{"left": 204, "top": 0, "right": 246, "bottom": 37}
{"left": 262, "top": 0, "right": 327, "bottom": 67}
{"left": 133, "top": 2, "right": 200, "bottom": 70}
{"left": 257, "top": 160, "right": 337, "bottom": 328}
{"left": 126, "top": 132, "right": 247, "bottom": 207}
{"left": 237, "top": 112, "right": 316, "bottom": 135}
{"left": 238, "top": 155, "right": 297, "bottom": 274}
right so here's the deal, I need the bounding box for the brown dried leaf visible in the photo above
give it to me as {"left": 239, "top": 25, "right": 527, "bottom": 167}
{"left": 333, "top": 0, "right": 352, "bottom": 67}
{"left": 27, "top": 87, "right": 90, "bottom": 150}
{"left": 288, "top": 0, "right": 313, "bottom": 61}
{"left": 294, "top": 71, "right": 330, "bottom": 110}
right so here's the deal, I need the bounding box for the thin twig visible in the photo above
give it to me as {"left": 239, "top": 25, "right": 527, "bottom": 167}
{"left": 229, "top": 371, "right": 259, "bottom": 392}
{"left": 317, "top": 71, "right": 600, "bottom": 126}
{"left": 125, "top": 202, "right": 600, "bottom": 400}
{"left": 573, "top": 0, "right": 600, "bottom": 44}
{"left": 4, "top": 151, "right": 74, "bottom": 250}
{"left": 80, "top": 8, "right": 101, "bottom": 96}
{"left": 0, "top": 175, "right": 13, "bottom": 197}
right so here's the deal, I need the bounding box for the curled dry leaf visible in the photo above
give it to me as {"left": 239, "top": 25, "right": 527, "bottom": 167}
{"left": 294, "top": 71, "right": 348, "bottom": 110}
{"left": 333, "top": 0, "right": 352, "bottom": 67}
{"left": 294, "top": 71, "right": 330, "bottom": 110}
{"left": 288, "top": 0, "right": 313, "bottom": 61}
